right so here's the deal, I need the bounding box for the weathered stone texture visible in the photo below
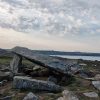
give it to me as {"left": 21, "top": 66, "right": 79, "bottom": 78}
{"left": 13, "top": 76, "right": 62, "bottom": 92}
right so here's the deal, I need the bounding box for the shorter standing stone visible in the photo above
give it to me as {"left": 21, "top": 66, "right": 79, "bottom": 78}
{"left": 13, "top": 76, "right": 62, "bottom": 92}
{"left": 23, "top": 92, "right": 39, "bottom": 100}
{"left": 92, "top": 81, "right": 100, "bottom": 90}
{"left": 10, "top": 54, "right": 22, "bottom": 75}
{"left": 83, "top": 92, "right": 98, "bottom": 98}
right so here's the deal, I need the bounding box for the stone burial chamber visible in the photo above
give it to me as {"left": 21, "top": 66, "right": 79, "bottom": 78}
{"left": 10, "top": 46, "right": 79, "bottom": 92}
{"left": 10, "top": 46, "right": 78, "bottom": 75}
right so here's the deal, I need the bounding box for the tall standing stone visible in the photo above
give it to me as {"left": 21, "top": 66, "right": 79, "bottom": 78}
{"left": 10, "top": 54, "right": 22, "bottom": 75}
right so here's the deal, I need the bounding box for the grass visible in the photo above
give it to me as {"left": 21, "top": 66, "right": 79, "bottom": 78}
{"left": 0, "top": 56, "right": 12, "bottom": 65}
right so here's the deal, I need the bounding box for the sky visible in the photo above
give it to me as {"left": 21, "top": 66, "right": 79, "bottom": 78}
{"left": 0, "top": 0, "right": 100, "bottom": 52}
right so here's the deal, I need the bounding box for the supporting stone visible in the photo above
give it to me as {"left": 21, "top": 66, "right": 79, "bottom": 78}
{"left": 13, "top": 76, "right": 62, "bottom": 92}
{"left": 10, "top": 54, "right": 22, "bottom": 75}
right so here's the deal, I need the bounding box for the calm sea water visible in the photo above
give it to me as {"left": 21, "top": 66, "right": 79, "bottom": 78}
{"left": 51, "top": 55, "right": 100, "bottom": 61}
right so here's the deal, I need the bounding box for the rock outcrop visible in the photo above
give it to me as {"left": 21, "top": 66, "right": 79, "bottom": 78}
{"left": 13, "top": 76, "right": 62, "bottom": 92}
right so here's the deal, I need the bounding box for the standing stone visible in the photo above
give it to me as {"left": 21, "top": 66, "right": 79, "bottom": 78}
{"left": 10, "top": 54, "right": 22, "bottom": 75}
{"left": 13, "top": 76, "right": 62, "bottom": 92}
{"left": 23, "top": 92, "right": 39, "bottom": 100}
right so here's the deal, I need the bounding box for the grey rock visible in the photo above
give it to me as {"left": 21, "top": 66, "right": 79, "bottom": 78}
{"left": 10, "top": 54, "right": 22, "bottom": 75}
{"left": 92, "top": 81, "right": 100, "bottom": 90}
{"left": 13, "top": 76, "right": 62, "bottom": 92}
{"left": 0, "top": 96, "right": 12, "bottom": 100}
{"left": 57, "top": 90, "right": 79, "bottom": 100}
{"left": 47, "top": 76, "right": 57, "bottom": 84}
{"left": 23, "top": 92, "right": 39, "bottom": 100}
{"left": 0, "top": 71, "right": 11, "bottom": 81}
{"left": 94, "top": 74, "right": 100, "bottom": 80}
{"left": 83, "top": 92, "right": 98, "bottom": 98}
{"left": 11, "top": 46, "right": 78, "bottom": 75}
{"left": 70, "top": 64, "right": 80, "bottom": 74}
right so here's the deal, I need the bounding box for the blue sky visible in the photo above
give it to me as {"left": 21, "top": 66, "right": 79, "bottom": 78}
{"left": 0, "top": 0, "right": 100, "bottom": 52}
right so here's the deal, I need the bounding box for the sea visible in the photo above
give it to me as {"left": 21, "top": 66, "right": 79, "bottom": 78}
{"left": 51, "top": 55, "right": 100, "bottom": 61}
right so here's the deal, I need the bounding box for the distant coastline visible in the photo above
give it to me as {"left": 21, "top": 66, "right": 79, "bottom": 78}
{"left": 33, "top": 50, "right": 100, "bottom": 57}
{"left": 0, "top": 48, "right": 100, "bottom": 57}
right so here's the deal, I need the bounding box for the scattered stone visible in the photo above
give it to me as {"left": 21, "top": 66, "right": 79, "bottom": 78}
{"left": 94, "top": 74, "right": 100, "bottom": 80}
{"left": 83, "top": 92, "right": 98, "bottom": 98}
{"left": 71, "top": 64, "right": 81, "bottom": 74}
{"left": 0, "top": 80, "right": 7, "bottom": 86}
{"left": 92, "top": 81, "right": 100, "bottom": 90}
{"left": 57, "top": 90, "right": 79, "bottom": 100}
{"left": 0, "top": 95, "right": 13, "bottom": 100}
{"left": 0, "top": 71, "right": 11, "bottom": 81}
{"left": 23, "top": 92, "right": 39, "bottom": 100}
{"left": 47, "top": 76, "right": 57, "bottom": 84}
{"left": 79, "top": 70, "right": 95, "bottom": 79}
{"left": 13, "top": 76, "right": 62, "bottom": 92}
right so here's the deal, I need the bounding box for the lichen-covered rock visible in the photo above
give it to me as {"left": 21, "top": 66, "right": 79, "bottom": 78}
{"left": 13, "top": 76, "right": 62, "bottom": 92}
{"left": 23, "top": 92, "right": 39, "bottom": 100}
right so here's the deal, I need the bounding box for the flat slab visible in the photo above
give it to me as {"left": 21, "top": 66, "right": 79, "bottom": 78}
{"left": 13, "top": 76, "right": 62, "bottom": 92}
{"left": 12, "top": 47, "right": 77, "bottom": 75}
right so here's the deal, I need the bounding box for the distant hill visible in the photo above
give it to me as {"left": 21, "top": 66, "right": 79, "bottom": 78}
{"left": 0, "top": 49, "right": 8, "bottom": 56}
{"left": 0, "top": 49, "right": 12, "bottom": 57}
{"left": 0, "top": 48, "right": 100, "bottom": 57}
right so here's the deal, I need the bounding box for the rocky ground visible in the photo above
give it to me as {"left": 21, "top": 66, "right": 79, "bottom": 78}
{"left": 0, "top": 56, "right": 100, "bottom": 100}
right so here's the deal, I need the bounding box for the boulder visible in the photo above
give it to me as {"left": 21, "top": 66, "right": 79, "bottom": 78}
{"left": 23, "top": 92, "right": 39, "bottom": 100}
{"left": 83, "top": 92, "right": 98, "bottom": 98}
{"left": 57, "top": 90, "right": 79, "bottom": 100}
{"left": 0, "top": 71, "right": 11, "bottom": 81}
{"left": 92, "top": 81, "right": 100, "bottom": 90}
{"left": 47, "top": 76, "right": 57, "bottom": 84}
{"left": 79, "top": 70, "right": 95, "bottom": 79}
{"left": 94, "top": 74, "right": 100, "bottom": 80}
{"left": 13, "top": 76, "right": 62, "bottom": 92}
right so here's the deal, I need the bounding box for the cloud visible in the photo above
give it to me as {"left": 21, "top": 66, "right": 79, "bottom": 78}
{"left": 0, "top": 0, "right": 100, "bottom": 37}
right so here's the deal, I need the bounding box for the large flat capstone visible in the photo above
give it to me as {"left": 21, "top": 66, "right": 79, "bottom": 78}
{"left": 11, "top": 47, "right": 78, "bottom": 75}
{"left": 13, "top": 76, "right": 62, "bottom": 92}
